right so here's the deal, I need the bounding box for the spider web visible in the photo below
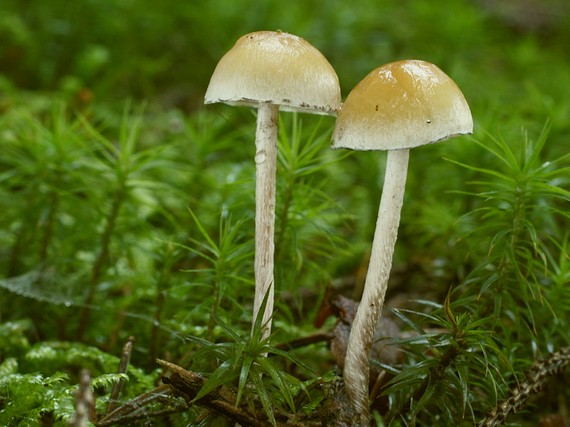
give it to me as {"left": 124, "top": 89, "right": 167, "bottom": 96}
{"left": 0, "top": 270, "right": 83, "bottom": 306}
{"left": 0, "top": 271, "right": 180, "bottom": 335}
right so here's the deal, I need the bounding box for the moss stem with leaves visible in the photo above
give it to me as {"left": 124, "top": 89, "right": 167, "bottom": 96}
{"left": 75, "top": 107, "right": 146, "bottom": 341}
{"left": 77, "top": 182, "right": 127, "bottom": 340}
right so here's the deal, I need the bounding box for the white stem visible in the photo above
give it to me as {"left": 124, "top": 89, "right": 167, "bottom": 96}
{"left": 343, "top": 149, "right": 410, "bottom": 426}
{"left": 252, "top": 103, "right": 279, "bottom": 341}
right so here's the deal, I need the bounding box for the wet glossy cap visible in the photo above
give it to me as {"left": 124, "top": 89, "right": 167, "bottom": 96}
{"left": 332, "top": 60, "right": 473, "bottom": 150}
{"left": 205, "top": 31, "right": 341, "bottom": 115}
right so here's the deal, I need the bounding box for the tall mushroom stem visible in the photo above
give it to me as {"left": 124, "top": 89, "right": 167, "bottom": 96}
{"left": 252, "top": 103, "right": 279, "bottom": 341}
{"left": 343, "top": 148, "right": 410, "bottom": 426}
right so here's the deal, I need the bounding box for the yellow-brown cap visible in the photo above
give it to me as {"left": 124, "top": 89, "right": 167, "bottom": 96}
{"left": 205, "top": 31, "right": 341, "bottom": 115}
{"left": 332, "top": 60, "right": 473, "bottom": 150}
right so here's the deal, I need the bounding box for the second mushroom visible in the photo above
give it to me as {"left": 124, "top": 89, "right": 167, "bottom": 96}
{"left": 332, "top": 59, "right": 473, "bottom": 425}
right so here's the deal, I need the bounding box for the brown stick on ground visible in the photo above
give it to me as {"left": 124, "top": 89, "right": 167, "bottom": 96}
{"left": 106, "top": 336, "right": 135, "bottom": 414}
{"left": 479, "top": 346, "right": 570, "bottom": 427}
{"left": 157, "top": 358, "right": 361, "bottom": 426}
{"left": 97, "top": 384, "right": 186, "bottom": 426}
{"left": 70, "top": 369, "right": 96, "bottom": 427}
{"left": 157, "top": 359, "right": 268, "bottom": 427}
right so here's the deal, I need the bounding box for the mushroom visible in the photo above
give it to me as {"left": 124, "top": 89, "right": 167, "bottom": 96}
{"left": 332, "top": 59, "right": 473, "bottom": 425}
{"left": 205, "top": 31, "right": 341, "bottom": 340}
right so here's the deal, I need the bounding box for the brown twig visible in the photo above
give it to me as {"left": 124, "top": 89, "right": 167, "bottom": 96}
{"left": 157, "top": 359, "right": 268, "bottom": 427}
{"left": 97, "top": 384, "right": 185, "bottom": 426}
{"left": 106, "top": 336, "right": 135, "bottom": 415}
{"left": 70, "top": 369, "right": 96, "bottom": 427}
{"left": 479, "top": 346, "right": 570, "bottom": 427}
{"left": 157, "top": 358, "right": 359, "bottom": 426}
{"left": 275, "top": 332, "right": 333, "bottom": 351}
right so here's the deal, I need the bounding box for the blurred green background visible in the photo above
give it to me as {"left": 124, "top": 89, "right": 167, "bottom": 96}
{"left": 2, "top": 0, "right": 570, "bottom": 134}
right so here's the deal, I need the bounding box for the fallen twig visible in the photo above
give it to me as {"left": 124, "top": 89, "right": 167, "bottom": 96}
{"left": 70, "top": 369, "right": 96, "bottom": 427}
{"left": 106, "top": 336, "right": 135, "bottom": 415}
{"left": 96, "top": 384, "right": 185, "bottom": 426}
{"left": 479, "top": 346, "right": 570, "bottom": 427}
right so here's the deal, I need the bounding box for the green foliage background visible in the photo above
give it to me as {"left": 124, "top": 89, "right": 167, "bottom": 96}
{"left": 0, "top": 0, "right": 569, "bottom": 425}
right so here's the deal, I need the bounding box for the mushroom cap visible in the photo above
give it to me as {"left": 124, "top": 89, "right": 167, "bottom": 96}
{"left": 204, "top": 31, "right": 341, "bottom": 115}
{"left": 332, "top": 60, "right": 473, "bottom": 150}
